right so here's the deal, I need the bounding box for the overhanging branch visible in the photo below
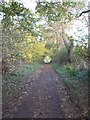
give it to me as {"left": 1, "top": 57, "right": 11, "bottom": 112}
{"left": 78, "top": 10, "right": 90, "bottom": 17}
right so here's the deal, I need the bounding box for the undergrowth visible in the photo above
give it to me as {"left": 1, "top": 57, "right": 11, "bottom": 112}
{"left": 53, "top": 63, "right": 88, "bottom": 115}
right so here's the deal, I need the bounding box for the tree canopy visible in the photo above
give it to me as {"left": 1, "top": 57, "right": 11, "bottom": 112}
{"left": 1, "top": 0, "right": 88, "bottom": 73}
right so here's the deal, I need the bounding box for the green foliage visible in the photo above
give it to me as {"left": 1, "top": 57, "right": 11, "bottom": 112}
{"left": 65, "top": 64, "right": 79, "bottom": 76}
{"left": 53, "top": 63, "right": 88, "bottom": 88}
{"left": 35, "top": 1, "right": 74, "bottom": 22}
{"left": 1, "top": 1, "right": 42, "bottom": 74}
{"left": 1, "top": 1, "right": 37, "bottom": 34}
{"left": 53, "top": 64, "right": 67, "bottom": 78}
{"left": 63, "top": 63, "right": 88, "bottom": 81}
{"left": 76, "top": 69, "right": 88, "bottom": 81}
{"left": 53, "top": 64, "right": 75, "bottom": 89}
{"left": 53, "top": 47, "right": 67, "bottom": 64}
{"left": 44, "top": 41, "right": 57, "bottom": 58}
{"left": 73, "top": 45, "right": 88, "bottom": 61}
{"left": 53, "top": 63, "right": 88, "bottom": 114}
{"left": 45, "top": 41, "right": 54, "bottom": 49}
{"left": 63, "top": 2, "right": 76, "bottom": 7}
{"left": 16, "top": 35, "right": 46, "bottom": 63}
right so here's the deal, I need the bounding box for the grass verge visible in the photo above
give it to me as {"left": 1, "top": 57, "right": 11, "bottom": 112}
{"left": 53, "top": 63, "right": 88, "bottom": 117}
{"left": 2, "top": 62, "right": 42, "bottom": 105}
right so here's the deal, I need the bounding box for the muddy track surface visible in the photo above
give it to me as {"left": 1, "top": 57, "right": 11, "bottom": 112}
{"left": 3, "top": 64, "right": 81, "bottom": 118}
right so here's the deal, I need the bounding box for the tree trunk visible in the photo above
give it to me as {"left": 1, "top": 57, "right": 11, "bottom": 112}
{"left": 61, "top": 24, "right": 73, "bottom": 63}
{"left": 55, "top": 31, "right": 60, "bottom": 49}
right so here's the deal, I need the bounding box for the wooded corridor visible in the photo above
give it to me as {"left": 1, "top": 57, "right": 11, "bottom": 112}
{"left": 0, "top": 0, "right": 89, "bottom": 119}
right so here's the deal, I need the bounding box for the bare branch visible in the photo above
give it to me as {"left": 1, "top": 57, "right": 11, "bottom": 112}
{"left": 78, "top": 10, "right": 90, "bottom": 17}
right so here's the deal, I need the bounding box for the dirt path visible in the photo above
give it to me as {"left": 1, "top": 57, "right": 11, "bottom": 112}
{"left": 3, "top": 64, "right": 81, "bottom": 118}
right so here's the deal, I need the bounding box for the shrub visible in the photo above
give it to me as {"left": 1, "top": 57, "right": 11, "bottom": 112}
{"left": 65, "top": 64, "right": 79, "bottom": 76}
{"left": 52, "top": 47, "right": 67, "bottom": 64}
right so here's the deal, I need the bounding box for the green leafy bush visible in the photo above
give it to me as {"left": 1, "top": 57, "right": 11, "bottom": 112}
{"left": 53, "top": 63, "right": 88, "bottom": 86}
{"left": 53, "top": 63, "right": 88, "bottom": 114}
{"left": 65, "top": 64, "right": 79, "bottom": 76}
{"left": 76, "top": 69, "right": 88, "bottom": 81}
{"left": 53, "top": 47, "right": 67, "bottom": 64}
{"left": 72, "top": 45, "right": 88, "bottom": 63}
